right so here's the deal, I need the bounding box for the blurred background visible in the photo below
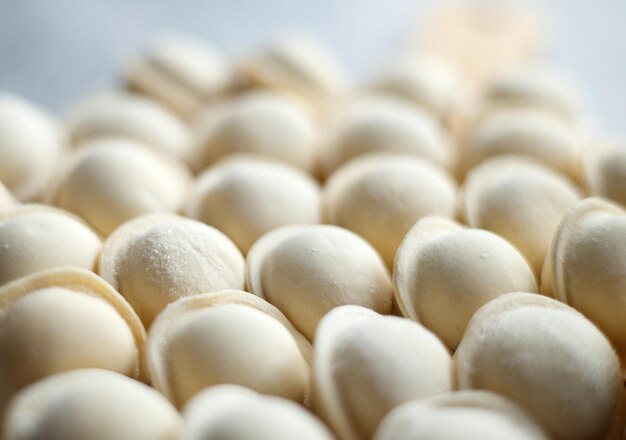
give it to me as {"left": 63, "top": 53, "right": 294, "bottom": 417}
{"left": 1, "top": 0, "right": 625, "bottom": 134}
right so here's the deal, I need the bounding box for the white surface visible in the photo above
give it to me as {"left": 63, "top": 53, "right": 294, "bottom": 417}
{"left": 0, "top": 0, "right": 625, "bottom": 134}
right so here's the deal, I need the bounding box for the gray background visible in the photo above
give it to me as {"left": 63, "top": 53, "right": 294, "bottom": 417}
{"left": 1, "top": 0, "right": 625, "bottom": 134}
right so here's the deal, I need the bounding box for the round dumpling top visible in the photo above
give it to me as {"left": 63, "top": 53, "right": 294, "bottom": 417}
{"left": 374, "top": 390, "right": 550, "bottom": 440}
{"left": 323, "top": 153, "right": 457, "bottom": 267}
{"left": 312, "top": 305, "right": 452, "bottom": 440}
{"left": 394, "top": 216, "right": 537, "bottom": 349}
{"left": 0, "top": 205, "right": 101, "bottom": 286}
{"left": 146, "top": 290, "right": 311, "bottom": 408}
{"left": 238, "top": 34, "right": 347, "bottom": 113}
{"left": 482, "top": 66, "right": 580, "bottom": 121}
{"left": 125, "top": 34, "right": 230, "bottom": 117}
{"left": 0, "top": 267, "right": 146, "bottom": 410}
{"left": 581, "top": 141, "right": 626, "bottom": 207}
{"left": 541, "top": 197, "right": 626, "bottom": 378}
{"left": 365, "top": 55, "right": 461, "bottom": 119}
{"left": 193, "top": 91, "right": 318, "bottom": 174}
{"left": 186, "top": 155, "right": 321, "bottom": 253}
{"left": 99, "top": 213, "right": 245, "bottom": 327}
{"left": 322, "top": 97, "right": 452, "bottom": 175}
{"left": 454, "top": 292, "right": 622, "bottom": 440}
{"left": 68, "top": 91, "right": 192, "bottom": 163}
{"left": 459, "top": 108, "right": 581, "bottom": 180}
{"left": 462, "top": 156, "right": 581, "bottom": 273}
{"left": 3, "top": 369, "right": 182, "bottom": 440}
{"left": 0, "top": 94, "right": 65, "bottom": 201}
{"left": 247, "top": 224, "right": 393, "bottom": 340}
{"left": 49, "top": 138, "right": 191, "bottom": 236}
{"left": 181, "top": 385, "right": 333, "bottom": 440}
